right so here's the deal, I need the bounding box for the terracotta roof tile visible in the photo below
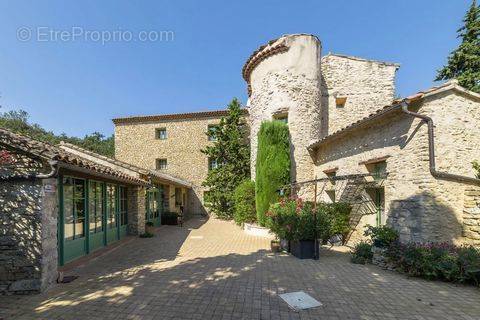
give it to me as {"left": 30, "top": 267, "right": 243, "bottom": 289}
{"left": 112, "top": 109, "right": 248, "bottom": 125}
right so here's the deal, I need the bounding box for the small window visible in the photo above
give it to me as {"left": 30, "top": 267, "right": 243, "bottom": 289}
{"left": 208, "top": 125, "right": 219, "bottom": 141}
{"left": 326, "top": 171, "right": 337, "bottom": 186}
{"left": 156, "top": 128, "right": 167, "bottom": 140}
{"left": 273, "top": 113, "right": 288, "bottom": 124}
{"left": 156, "top": 158, "right": 167, "bottom": 170}
{"left": 208, "top": 158, "right": 218, "bottom": 171}
{"left": 336, "top": 97, "right": 347, "bottom": 108}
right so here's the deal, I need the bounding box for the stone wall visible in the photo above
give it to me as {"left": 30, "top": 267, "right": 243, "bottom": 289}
{"left": 247, "top": 34, "right": 322, "bottom": 184}
{"left": 320, "top": 54, "right": 398, "bottom": 136}
{"left": 115, "top": 115, "right": 225, "bottom": 216}
{"left": 0, "top": 152, "right": 58, "bottom": 294}
{"left": 314, "top": 90, "right": 480, "bottom": 245}
{"left": 127, "top": 185, "right": 146, "bottom": 235}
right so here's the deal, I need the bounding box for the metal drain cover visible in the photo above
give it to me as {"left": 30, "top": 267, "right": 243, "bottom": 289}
{"left": 279, "top": 291, "right": 322, "bottom": 311}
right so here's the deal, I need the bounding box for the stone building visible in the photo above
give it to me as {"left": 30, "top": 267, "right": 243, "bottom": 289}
{"left": 113, "top": 34, "right": 480, "bottom": 246}
{"left": 0, "top": 128, "right": 190, "bottom": 294}
{"left": 113, "top": 109, "right": 247, "bottom": 216}
{"left": 245, "top": 34, "right": 480, "bottom": 246}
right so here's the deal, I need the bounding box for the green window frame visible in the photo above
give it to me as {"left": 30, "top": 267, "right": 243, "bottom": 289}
{"left": 119, "top": 186, "right": 128, "bottom": 226}
{"left": 156, "top": 128, "right": 167, "bottom": 140}
{"left": 88, "top": 181, "right": 104, "bottom": 233}
{"left": 208, "top": 158, "right": 218, "bottom": 171}
{"left": 106, "top": 184, "right": 117, "bottom": 230}
{"left": 156, "top": 158, "right": 167, "bottom": 170}
{"left": 207, "top": 125, "right": 219, "bottom": 141}
{"left": 63, "top": 177, "right": 86, "bottom": 240}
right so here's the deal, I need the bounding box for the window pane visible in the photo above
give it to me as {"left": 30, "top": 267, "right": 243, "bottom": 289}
{"left": 75, "top": 198, "right": 85, "bottom": 238}
{"left": 97, "top": 191, "right": 104, "bottom": 232}
{"left": 63, "top": 177, "right": 74, "bottom": 240}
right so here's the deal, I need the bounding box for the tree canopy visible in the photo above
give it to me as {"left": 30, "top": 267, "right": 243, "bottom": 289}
{"left": 201, "top": 98, "right": 250, "bottom": 219}
{"left": 0, "top": 108, "right": 115, "bottom": 157}
{"left": 436, "top": 0, "right": 480, "bottom": 93}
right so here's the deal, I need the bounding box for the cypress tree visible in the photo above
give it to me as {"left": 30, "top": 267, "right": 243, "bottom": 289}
{"left": 255, "top": 121, "right": 290, "bottom": 226}
{"left": 201, "top": 98, "right": 250, "bottom": 219}
{"left": 436, "top": 0, "right": 480, "bottom": 93}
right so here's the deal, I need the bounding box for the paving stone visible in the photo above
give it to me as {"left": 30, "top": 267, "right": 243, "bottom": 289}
{"left": 0, "top": 217, "right": 479, "bottom": 319}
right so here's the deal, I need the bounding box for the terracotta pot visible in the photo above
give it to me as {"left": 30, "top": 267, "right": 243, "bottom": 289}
{"left": 271, "top": 240, "right": 281, "bottom": 253}
{"left": 145, "top": 225, "right": 155, "bottom": 234}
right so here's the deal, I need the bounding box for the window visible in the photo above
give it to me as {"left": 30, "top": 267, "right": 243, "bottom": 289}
{"left": 155, "top": 128, "right": 167, "bottom": 140}
{"left": 208, "top": 158, "right": 218, "bottom": 171}
{"left": 119, "top": 186, "right": 128, "bottom": 226}
{"left": 88, "top": 181, "right": 104, "bottom": 233}
{"left": 273, "top": 113, "right": 288, "bottom": 123}
{"left": 336, "top": 97, "right": 347, "bottom": 108}
{"left": 63, "top": 177, "right": 86, "bottom": 240}
{"left": 208, "top": 125, "right": 219, "bottom": 141}
{"left": 156, "top": 158, "right": 167, "bottom": 170}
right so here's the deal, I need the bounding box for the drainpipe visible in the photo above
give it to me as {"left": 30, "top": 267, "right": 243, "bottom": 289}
{"left": 1, "top": 160, "right": 59, "bottom": 181}
{"left": 400, "top": 101, "right": 480, "bottom": 185}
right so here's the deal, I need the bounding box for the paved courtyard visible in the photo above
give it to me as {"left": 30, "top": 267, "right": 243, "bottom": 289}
{"left": 1, "top": 217, "right": 479, "bottom": 320}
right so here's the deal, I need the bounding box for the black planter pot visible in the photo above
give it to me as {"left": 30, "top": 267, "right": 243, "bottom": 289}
{"left": 290, "top": 240, "right": 319, "bottom": 259}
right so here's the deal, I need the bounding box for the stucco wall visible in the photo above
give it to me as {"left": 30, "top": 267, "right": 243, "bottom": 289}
{"left": 314, "top": 91, "right": 480, "bottom": 245}
{"left": 115, "top": 116, "right": 224, "bottom": 215}
{"left": 320, "top": 54, "right": 398, "bottom": 136}
{"left": 248, "top": 34, "right": 322, "bottom": 184}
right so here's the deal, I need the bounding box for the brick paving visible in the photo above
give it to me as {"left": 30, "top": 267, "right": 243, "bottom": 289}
{"left": 1, "top": 217, "right": 479, "bottom": 320}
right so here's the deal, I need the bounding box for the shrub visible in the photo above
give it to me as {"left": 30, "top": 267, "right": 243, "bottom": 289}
{"left": 351, "top": 242, "right": 373, "bottom": 264}
{"left": 145, "top": 221, "right": 154, "bottom": 227}
{"left": 473, "top": 161, "right": 480, "bottom": 179}
{"left": 233, "top": 180, "right": 256, "bottom": 225}
{"left": 256, "top": 121, "right": 290, "bottom": 226}
{"left": 364, "top": 225, "right": 399, "bottom": 248}
{"left": 384, "top": 242, "right": 480, "bottom": 286}
{"left": 317, "top": 202, "right": 352, "bottom": 244}
{"left": 140, "top": 232, "right": 154, "bottom": 238}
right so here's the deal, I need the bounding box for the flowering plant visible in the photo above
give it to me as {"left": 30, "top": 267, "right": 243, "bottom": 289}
{"left": 266, "top": 196, "right": 333, "bottom": 241}
{"left": 0, "top": 150, "right": 14, "bottom": 165}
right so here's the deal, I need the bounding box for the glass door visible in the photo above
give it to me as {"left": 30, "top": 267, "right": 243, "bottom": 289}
{"left": 62, "top": 177, "right": 87, "bottom": 263}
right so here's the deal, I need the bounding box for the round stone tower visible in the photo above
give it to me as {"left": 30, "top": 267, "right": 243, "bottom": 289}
{"left": 243, "top": 34, "right": 322, "bottom": 184}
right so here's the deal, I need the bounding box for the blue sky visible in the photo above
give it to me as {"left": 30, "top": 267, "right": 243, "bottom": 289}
{"left": 0, "top": 0, "right": 471, "bottom": 137}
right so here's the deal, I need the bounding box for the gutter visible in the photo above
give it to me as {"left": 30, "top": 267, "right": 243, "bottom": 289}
{"left": 0, "top": 160, "right": 59, "bottom": 182}
{"left": 400, "top": 101, "right": 480, "bottom": 185}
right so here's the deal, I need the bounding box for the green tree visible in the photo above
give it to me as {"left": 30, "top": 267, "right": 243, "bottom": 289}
{"left": 436, "top": 0, "right": 480, "bottom": 93}
{"left": 233, "top": 180, "right": 256, "bottom": 225}
{"left": 255, "top": 121, "right": 290, "bottom": 226}
{"left": 201, "top": 98, "right": 250, "bottom": 219}
{"left": 0, "top": 107, "right": 115, "bottom": 157}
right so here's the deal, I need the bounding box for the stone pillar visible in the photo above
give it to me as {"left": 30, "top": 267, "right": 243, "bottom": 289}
{"left": 0, "top": 177, "right": 57, "bottom": 295}
{"left": 463, "top": 186, "right": 480, "bottom": 246}
{"left": 127, "top": 185, "right": 146, "bottom": 235}
{"left": 40, "top": 178, "right": 58, "bottom": 292}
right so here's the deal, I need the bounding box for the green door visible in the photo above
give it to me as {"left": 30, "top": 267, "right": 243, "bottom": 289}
{"left": 88, "top": 181, "right": 105, "bottom": 252}
{"left": 106, "top": 184, "right": 119, "bottom": 244}
{"left": 374, "top": 188, "right": 385, "bottom": 227}
{"left": 146, "top": 188, "right": 162, "bottom": 227}
{"left": 62, "top": 177, "right": 87, "bottom": 263}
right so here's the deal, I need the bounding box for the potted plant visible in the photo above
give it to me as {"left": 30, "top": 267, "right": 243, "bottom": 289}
{"left": 270, "top": 239, "right": 281, "bottom": 252}
{"left": 145, "top": 221, "right": 155, "bottom": 234}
